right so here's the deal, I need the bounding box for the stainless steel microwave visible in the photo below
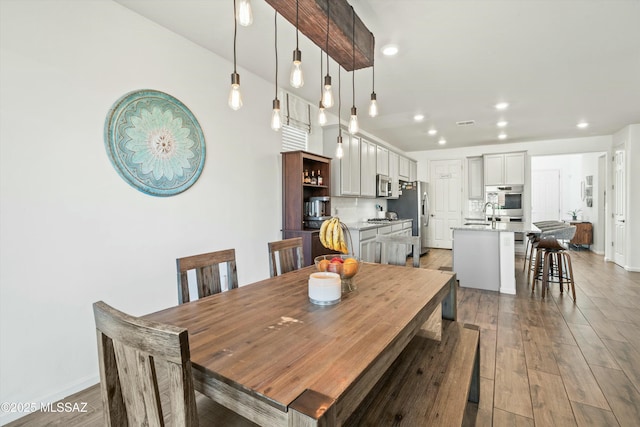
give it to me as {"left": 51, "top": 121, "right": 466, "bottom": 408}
{"left": 376, "top": 174, "right": 391, "bottom": 197}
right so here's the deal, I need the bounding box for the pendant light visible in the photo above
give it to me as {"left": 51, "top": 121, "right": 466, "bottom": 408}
{"left": 336, "top": 66, "right": 344, "bottom": 159}
{"left": 368, "top": 31, "right": 378, "bottom": 117}
{"left": 318, "top": 49, "right": 328, "bottom": 126}
{"left": 237, "top": 0, "right": 253, "bottom": 27}
{"left": 271, "top": 11, "right": 282, "bottom": 131}
{"left": 322, "top": 0, "right": 334, "bottom": 108}
{"left": 229, "top": 0, "right": 243, "bottom": 110}
{"left": 289, "top": 0, "right": 304, "bottom": 88}
{"left": 348, "top": 6, "right": 359, "bottom": 134}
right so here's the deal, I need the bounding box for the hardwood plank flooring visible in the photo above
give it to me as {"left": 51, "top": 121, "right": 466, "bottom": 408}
{"left": 7, "top": 249, "right": 640, "bottom": 426}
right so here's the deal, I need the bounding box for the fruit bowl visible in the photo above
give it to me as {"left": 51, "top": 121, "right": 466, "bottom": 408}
{"left": 314, "top": 254, "right": 360, "bottom": 293}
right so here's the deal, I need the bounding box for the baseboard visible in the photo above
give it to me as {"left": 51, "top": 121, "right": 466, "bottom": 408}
{"left": 0, "top": 374, "right": 99, "bottom": 426}
{"left": 625, "top": 266, "right": 640, "bottom": 272}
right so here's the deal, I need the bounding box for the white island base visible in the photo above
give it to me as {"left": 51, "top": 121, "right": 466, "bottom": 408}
{"left": 452, "top": 229, "right": 516, "bottom": 294}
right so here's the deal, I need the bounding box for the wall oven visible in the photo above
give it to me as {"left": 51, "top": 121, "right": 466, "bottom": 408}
{"left": 485, "top": 185, "right": 523, "bottom": 218}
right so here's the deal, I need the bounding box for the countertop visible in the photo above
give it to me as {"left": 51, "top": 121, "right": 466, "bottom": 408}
{"left": 452, "top": 221, "right": 540, "bottom": 233}
{"left": 344, "top": 219, "right": 413, "bottom": 231}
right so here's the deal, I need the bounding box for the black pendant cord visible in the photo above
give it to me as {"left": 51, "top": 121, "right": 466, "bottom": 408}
{"left": 295, "top": 0, "right": 299, "bottom": 50}
{"left": 325, "top": 0, "right": 330, "bottom": 76}
{"left": 338, "top": 66, "right": 342, "bottom": 137}
{"left": 274, "top": 11, "right": 278, "bottom": 99}
{"left": 320, "top": 49, "right": 323, "bottom": 99}
{"left": 351, "top": 6, "right": 355, "bottom": 108}
{"left": 371, "top": 32, "right": 375, "bottom": 93}
{"left": 233, "top": 0, "right": 238, "bottom": 73}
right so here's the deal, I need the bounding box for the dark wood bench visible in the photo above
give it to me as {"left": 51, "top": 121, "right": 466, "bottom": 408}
{"left": 345, "top": 320, "right": 480, "bottom": 426}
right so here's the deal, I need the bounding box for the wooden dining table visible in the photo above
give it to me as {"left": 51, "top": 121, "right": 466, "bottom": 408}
{"left": 145, "top": 262, "right": 457, "bottom": 426}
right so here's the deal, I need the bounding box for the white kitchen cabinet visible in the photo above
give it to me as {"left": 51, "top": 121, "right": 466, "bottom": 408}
{"left": 323, "top": 126, "right": 361, "bottom": 196}
{"left": 360, "top": 139, "right": 377, "bottom": 197}
{"left": 359, "top": 238, "right": 378, "bottom": 263}
{"left": 409, "top": 160, "right": 417, "bottom": 182}
{"left": 504, "top": 152, "right": 525, "bottom": 185}
{"left": 376, "top": 145, "right": 389, "bottom": 176}
{"left": 467, "top": 156, "right": 484, "bottom": 199}
{"left": 483, "top": 152, "right": 525, "bottom": 185}
{"left": 388, "top": 151, "right": 400, "bottom": 198}
{"left": 399, "top": 156, "right": 410, "bottom": 180}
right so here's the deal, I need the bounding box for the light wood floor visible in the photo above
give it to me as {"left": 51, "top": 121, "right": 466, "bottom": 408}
{"left": 7, "top": 249, "right": 640, "bottom": 426}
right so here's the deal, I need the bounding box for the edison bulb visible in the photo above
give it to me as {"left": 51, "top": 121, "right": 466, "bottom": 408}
{"left": 237, "top": 0, "right": 253, "bottom": 26}
{"left": 322, "top": 75, "right": 334, "bottom": 108}
{"left": 368, "top": 93, "right": 378, "bottom": 117}
{"left": 336, "top": 139, "right": 344, "bottom": 159}
{"left": 348, "top": 107, "right": 359, "bottom": 134}
{"left": 290, "top": 50, "right": 304, "bottom": 88}
{"left": 318, "top": 102, "right": 327, "bottom": 126}
{"left": 271, "top": 99, "right": 282, "bottom": 131}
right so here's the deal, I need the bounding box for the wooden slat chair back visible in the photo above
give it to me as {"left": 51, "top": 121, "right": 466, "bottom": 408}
{"left": 376, "top": 234, "right": 421, "bottom": 268}
{"left": 267, "top": 237, "right": 304, "bottom": 277}
{"left": 176, "top": 249, "right": 238, "bottom": 304}
{"left": 93, "top": 300, "right": 198, "bottom": 426}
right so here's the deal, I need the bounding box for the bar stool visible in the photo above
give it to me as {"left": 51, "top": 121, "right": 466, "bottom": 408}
{"left": 531, "top": 226, "right": 577, "bottom": 301}
{"left": 525, "top": 222, "right": 566, "bottom": 283}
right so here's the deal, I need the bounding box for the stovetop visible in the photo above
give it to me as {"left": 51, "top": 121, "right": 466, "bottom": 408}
{"left": 366, "top": 218, "right": 402, "bottom": 223}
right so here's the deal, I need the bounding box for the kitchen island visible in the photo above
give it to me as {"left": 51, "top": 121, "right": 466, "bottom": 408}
{"left": 451, "top": 222, "right": 539, "bottom": 294}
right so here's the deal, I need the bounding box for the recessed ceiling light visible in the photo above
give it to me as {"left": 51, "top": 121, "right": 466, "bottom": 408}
{"left": 497, "top": 120, "right": 508, "bottom": 128}
{"left": 577, "top": 121, "right": 589, "bottom": 129}
{"left": 498, "top": 133, "right": 507, "bottom": 140}
{"left": 438, "top": 138, "right": 446, "bottom": 145}
{"left": 413, "top": 114, "right": 424, "bottom": 122}
{"left": 495, "top": 102, "right": 509, "bottom": 110}
{"left": 381, "top": 44, "right": 399, "bottom": 56}
{"left": 428, "top": 129, "right": 438, "bottom": 136}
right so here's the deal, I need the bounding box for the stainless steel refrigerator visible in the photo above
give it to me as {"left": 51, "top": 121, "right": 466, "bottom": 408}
{"left": 387, "top": 180, "right": 430, "bottom": 256}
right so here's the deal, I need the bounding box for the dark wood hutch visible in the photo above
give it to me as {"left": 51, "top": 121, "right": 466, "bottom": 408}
{"left": 282, "top": 150, "right": 338, "bottom": 266}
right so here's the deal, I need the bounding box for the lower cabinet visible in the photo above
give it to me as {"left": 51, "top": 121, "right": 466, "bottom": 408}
{"left": 353, "top": 220, "right": 414, "bottom": 262}
{"left": 283, "top": 229, "right": 338, "bottom": 267}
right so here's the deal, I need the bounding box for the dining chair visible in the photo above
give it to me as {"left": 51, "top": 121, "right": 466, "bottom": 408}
{"left": 267, "top": 237, "right": 304, "bottom": 277}
{"left": 93, "top": 301, "right": 256, "bottom": 426}
{"left": 376, "top": 234, "right": 421, "bottom": 268}
{"left": 176, "top": 249, "right": 238, "bottom": 304}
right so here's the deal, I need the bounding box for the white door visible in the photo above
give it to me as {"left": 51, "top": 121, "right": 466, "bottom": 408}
{"left": 430, "top": 160, "right": 462, "bottom": 249}
{"left": 613, "top": 150, "right": 625, "bottom": 267}
{"left": 531, "top": 169, "right": 560, "bottom": 222}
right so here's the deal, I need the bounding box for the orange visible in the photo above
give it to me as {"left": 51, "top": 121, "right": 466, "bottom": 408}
{"left": 342, "top": 258, "right": 358, "bottom": 277}
{"left": 318, "top": 259, "right": 330, "bottom": 272}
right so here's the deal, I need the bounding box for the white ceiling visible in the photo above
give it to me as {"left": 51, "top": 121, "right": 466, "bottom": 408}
{"left": 115, "top": 0, "right": 640, "bottom": 152}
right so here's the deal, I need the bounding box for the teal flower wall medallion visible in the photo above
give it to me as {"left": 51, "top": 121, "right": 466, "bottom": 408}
{"left": 104, "top": 90, "right": 206, "bottom": 196}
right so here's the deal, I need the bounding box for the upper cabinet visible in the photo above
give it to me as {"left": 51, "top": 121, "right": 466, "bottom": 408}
{"left": 467, "top": 156, "right": 484, "bottom": 199}
{"left": 409, "top": 160, "right": 417, "bottom": 182}
{"left": 323, "top": 127, "right": 360, "bottom": 196}
{"left": 360, "top": 138, "right": 377, "bottom": 197}
{"left": 376, "top": 146, "right": 389, "bottom": 176}
{"left": 388, "top": 151, "right": 400, "bottom": 198}
{"left": 399, "top": 156, "right": 410, "bottom": 180}
{"left": 483, "top": 152, "right": 525, "bottom": 185}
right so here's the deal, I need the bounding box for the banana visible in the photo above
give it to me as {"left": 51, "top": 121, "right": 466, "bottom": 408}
{"left": 324, "top": 217, "right": 336, "bottom": 250}
{"left": 339, "top": 224, "right": 348, "bottom": 254}
{"left": 319, "top": 219, "right": 330, "bottom": 247}
{"left": 332, "top": 218, "right": 341, "bottom": 252}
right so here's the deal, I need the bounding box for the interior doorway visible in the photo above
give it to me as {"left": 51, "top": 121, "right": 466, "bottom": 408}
{"left": 531, "top": 169, "right": 560, "bottom": 222}
{"left": 429, "top": 159, "right": 462, "bottom": 249}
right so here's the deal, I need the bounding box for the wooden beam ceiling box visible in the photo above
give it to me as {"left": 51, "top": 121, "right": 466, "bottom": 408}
{"left": 265, "top": 0, "right": 374, "bottom": 71}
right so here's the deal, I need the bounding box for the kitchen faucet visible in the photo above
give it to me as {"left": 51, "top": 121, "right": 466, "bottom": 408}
{"left": 484, "top": 202, "right": 498, "bottom": 227}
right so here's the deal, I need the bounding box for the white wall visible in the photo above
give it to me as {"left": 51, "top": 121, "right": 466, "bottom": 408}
{"left": 0, "top": 1, "right": 287, "bottom": 423}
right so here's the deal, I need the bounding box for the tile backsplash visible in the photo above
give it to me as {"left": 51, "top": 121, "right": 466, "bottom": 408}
{"left": 331, "top": 197, "right": 388, "bottom": 223}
